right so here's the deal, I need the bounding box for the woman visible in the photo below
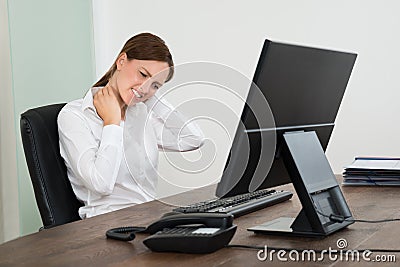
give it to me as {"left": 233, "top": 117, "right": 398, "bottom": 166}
{"left": 58, "top": 33, "right": 204, "bottom": 218}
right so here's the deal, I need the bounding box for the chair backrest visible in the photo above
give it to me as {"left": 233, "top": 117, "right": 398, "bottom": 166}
{"left": 20, "top": 103, "right": 83, "bottom": 229}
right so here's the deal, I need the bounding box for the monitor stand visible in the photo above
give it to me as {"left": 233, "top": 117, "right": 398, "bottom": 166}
{"left": 248, "top": 131, "right": 354, "bottom": 238}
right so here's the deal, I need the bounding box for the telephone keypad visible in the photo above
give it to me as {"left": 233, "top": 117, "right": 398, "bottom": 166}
{"left": 158, "top": 227, "right": 220, "bottom": 236}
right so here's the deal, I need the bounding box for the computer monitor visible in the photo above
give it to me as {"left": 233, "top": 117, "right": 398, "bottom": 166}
{"left": 216, "top": 39, "right": 357, "bottom": 237}
{"left": 216, "top": 39, "right": 357, "bottom": 198}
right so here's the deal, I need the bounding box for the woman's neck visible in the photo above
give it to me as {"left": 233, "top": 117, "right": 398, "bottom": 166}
{"left": 107, "top": 73, "right": 127, "bottom": 120}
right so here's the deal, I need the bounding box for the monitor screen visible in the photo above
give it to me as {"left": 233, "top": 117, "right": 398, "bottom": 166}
{"left": 216, "top": 39, "right": 357, "bottom": 197}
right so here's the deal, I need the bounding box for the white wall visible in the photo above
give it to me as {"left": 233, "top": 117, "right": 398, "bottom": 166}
{"left": 92, "top": 0, "right": 400, "bottom": 195}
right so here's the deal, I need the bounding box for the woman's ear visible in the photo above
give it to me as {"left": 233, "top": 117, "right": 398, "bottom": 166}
{"left": 116, "top": 53, "right": 127, "bottom": 70}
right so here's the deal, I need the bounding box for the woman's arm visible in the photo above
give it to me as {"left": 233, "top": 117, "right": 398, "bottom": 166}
{"left": 145, "top": 95, "right": 205, "bottom": 151}
{"left": 58, "top": 109, "right": 123, "bottom": 196}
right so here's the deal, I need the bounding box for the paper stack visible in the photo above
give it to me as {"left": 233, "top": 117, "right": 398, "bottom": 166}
{"left": 343, "top": 157, "right": 400, "bottom": 186}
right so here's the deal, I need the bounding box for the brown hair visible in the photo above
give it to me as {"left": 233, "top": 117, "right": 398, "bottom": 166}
{"left": 93, "top": 32, "right": 174, "bottom": 87}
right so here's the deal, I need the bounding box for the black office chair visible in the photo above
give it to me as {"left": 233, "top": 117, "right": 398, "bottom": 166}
{"left": 20, "top": 103, "right": 83, "bottom": 229}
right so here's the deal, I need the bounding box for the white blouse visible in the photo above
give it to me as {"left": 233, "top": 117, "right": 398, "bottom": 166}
{"left": 58, "top": 87, "right": 204, "bottom": 218}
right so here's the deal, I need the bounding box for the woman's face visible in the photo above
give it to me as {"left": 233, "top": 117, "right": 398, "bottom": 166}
{"left": 115, "top": 56, "right": 170, "bottom": 106}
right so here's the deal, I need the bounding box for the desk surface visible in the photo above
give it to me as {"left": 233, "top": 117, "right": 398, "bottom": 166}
{"left": 1, "top": 177, "right": 399, "bottom": 266}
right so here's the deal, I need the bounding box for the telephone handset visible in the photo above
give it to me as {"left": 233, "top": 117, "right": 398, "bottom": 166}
{"left": 106, "top": 212, "right": 237, "bottom": 254}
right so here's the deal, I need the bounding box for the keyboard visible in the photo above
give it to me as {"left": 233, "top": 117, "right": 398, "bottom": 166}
{"left": 173, "top": 189, "right": 293, "bottom": 218}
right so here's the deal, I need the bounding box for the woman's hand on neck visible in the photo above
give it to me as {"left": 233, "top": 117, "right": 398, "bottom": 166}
{"left": 107, "top": 75, "right": 127, "bottom": 120}
{"left": 93, "top": 85, "right": 123, "bottom": 126}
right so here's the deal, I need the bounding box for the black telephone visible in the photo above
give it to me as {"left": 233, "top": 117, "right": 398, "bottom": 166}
{"left": 106, "top": 212, "right": 237, "bottom": 254}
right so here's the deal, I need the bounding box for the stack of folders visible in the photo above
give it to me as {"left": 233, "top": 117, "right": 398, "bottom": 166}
{"left": 343, "top": 157, "right": 400, "bottom": 186}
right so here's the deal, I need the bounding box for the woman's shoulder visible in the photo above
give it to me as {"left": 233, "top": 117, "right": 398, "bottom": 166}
{"left": 58, "top": 95, "right": 88, "bottom": 124}
{"left": 58, "top": 88, "right": 100, "bottom": 128}
{"left": 65, "top": 98, "right": 84, "bottom": 108}
{"left": 61, "top": 88, "right": 95, "bottom": 114}
{"left": 59, "top": 98, "right": 84, "bottom": 116}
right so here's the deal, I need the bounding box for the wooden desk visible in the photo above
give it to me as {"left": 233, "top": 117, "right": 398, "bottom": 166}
{"left": 1, "top": 177, "right": 399, "bottom": 266}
